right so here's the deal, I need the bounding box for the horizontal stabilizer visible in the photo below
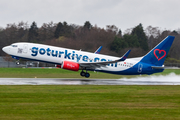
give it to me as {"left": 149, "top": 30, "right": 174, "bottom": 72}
{"left": 151, "top": 66, "right": 165, "bottom": 69}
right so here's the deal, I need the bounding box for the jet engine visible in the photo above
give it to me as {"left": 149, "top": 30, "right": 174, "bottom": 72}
{"left": 61, "top": 61, "right": 80, "bottom": 71}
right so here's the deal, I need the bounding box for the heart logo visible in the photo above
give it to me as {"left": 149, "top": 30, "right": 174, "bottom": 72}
{"left": 154, "top": 49, "right": 166, "bottom": 61}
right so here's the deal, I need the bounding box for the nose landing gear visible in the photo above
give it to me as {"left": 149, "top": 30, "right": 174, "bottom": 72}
{"left": 80, "top": 70, "right": 90, "bottom": 78}
{"left": 12, "top": 56, "right": 20, "bottom": 65}
{"left": 16, "top": 60, "right": 20, "bottom": 65}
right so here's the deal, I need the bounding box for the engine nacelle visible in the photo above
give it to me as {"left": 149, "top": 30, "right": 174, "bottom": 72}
{"left": 61, "top": 61, "right": 80, "bottom": 71}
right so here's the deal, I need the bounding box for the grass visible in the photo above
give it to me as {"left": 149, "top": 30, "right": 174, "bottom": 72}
{"left": 0, "top": 68, "right": 180, "bottom": 119}
{"left": 0, "top": 85, "right": 180, "bottom": 120}
{"left": 0, "top": 68, "right": 180, "bottom": 78}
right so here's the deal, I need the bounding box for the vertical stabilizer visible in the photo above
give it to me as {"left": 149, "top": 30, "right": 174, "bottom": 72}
{"left": 140, "top": 36, "right": 175, "bottom": 66}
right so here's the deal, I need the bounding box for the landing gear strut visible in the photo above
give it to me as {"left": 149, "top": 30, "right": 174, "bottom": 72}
{"left": 80, "top": 70, "right": 90, "bottom": 78}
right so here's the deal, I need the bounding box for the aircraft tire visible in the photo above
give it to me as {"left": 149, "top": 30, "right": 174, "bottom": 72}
{"left": 16, "top": 61, "right": 20, "bottom": 65}
{"left": 85, "top": 73, "right": 90, "bottom": 78}
{"left": 80, "top": 71, "right": 86, "bottom": 77}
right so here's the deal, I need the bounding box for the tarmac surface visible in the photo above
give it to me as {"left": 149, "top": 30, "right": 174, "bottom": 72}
{"left": 0, "top": 73, "right": 180, "bottom": 85}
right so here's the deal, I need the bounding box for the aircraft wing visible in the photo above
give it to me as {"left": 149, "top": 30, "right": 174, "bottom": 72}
{"left": 79, "top": 50, "right": 131, "bottom": 69}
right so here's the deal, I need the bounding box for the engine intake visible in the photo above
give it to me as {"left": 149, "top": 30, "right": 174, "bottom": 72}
{"left": 61, "top": 61, "right": 80, "bottom": 71}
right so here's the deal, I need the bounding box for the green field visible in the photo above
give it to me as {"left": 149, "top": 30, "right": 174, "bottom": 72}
{"left": 0, "top": 85, "right": 180, "bottom": 120}
{"left": 0, "top": 68, "right": 180, "bottom": 120}
{"left": 0, "top": 68, "right": 180, "bottom": 78}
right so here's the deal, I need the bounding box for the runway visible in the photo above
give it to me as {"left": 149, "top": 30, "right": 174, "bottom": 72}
{"left": 0, "top": 73, "right": 180, "bottom": 85}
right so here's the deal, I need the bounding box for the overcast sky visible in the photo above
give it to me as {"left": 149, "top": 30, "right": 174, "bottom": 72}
{"left": 0, "top": 0, "right": 180, "bottom": 32}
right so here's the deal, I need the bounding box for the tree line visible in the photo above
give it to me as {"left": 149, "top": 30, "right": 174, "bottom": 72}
{"left": 0, "top": 21, "right": 180, "bottom": 63}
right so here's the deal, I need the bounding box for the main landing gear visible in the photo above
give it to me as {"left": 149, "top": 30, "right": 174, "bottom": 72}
{"left": 80, "top": 70, "right": 90, "bottom": 78}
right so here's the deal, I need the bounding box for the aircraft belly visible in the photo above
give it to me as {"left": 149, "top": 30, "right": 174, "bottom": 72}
{"left": 96, "top": 66, "right": 129, "bottom": 72}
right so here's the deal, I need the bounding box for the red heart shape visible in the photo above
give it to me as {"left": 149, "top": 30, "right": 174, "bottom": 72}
{"left": 154, "top": 49, "right": 166, "bottom": 61}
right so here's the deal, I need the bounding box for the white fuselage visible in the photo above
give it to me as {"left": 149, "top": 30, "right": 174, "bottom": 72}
{"left": 3, "top": 42, "right": 141, "bottom": 73}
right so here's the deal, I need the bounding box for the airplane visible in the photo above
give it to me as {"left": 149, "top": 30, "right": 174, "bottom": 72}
{"left": 2, "top": 36, "right": 175, "bottom": 78}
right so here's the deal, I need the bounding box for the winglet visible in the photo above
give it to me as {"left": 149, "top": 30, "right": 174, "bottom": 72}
{"left": 94, "top": 46, "right": 102, "bottom": 54}
{"left": 118, "top": 50, "right": 131, "bottom": 61}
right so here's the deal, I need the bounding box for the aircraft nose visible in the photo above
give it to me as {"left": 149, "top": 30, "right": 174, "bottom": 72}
{"left": 2, "top": 46, "right": 10, "bottom": 53}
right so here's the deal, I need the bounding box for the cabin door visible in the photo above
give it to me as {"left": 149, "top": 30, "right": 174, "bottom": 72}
{"left": 23, "top": 44, "right": 28, "bottom": 53}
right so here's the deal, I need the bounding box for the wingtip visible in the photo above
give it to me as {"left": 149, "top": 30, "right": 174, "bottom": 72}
{"left": 118, "top": 49, "right": 131, "bottom": 61}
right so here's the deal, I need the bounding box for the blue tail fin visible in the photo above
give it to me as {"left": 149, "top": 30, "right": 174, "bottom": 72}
{"left": 140, "top": 36, "right": 175, "bottom": 66}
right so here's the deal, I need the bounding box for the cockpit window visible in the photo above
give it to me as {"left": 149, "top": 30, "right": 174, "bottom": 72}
{"left": 11, "top": 45, "right": 18, "bottom": 47}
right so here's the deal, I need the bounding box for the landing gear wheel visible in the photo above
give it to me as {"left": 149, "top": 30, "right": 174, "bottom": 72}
{"left": 80, "top": 71, "right": 86, "bottom": 77}
{"left": 85, "top": 73, "right": 90, "bottom": 78}
{"left": 16, "top": 61, "right": 20, "bottom": 65}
